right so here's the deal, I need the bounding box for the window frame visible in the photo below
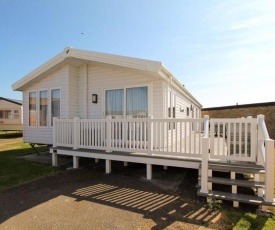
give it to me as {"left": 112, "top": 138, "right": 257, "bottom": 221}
{"left": 51, "top": 88, "right": 61, "bottom": 125}
{"left": 28, "top": 91, "right": 37, "bottom": 126}
{"left": 27, "top": 88, "right": 61, "bottom": 127}
{"left": 39, "top": 90, "right": 48, "bottom": 126}
{"left": 103, "top": 84, "right": 151, "bottom": 118}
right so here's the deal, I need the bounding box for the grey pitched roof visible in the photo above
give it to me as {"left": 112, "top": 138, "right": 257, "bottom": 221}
{"left": 0, "top": 97, "right": 22, "bottom": 106}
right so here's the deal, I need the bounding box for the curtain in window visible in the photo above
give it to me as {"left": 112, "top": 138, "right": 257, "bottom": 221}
{"left": 29, "top": 92, "right": 36, "bottom": 126}
{"left": 40, "top": 91, "right": 48, "bottom": 126}
{"left": 126, "top": 86, "right": 148, "bottom": 118}
{"left": 51, "top": 89, "right": 60, "bottom": 124}
{"left": 105, "top": 89, "right": 124, "bottom": 117}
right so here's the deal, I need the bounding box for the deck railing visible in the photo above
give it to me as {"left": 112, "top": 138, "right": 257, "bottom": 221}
{"left": 257, "top": 115, "right": 274, "bottom": 202}
{"left": 209, "top": 117, "right": 257, "bottom": 162}
{"left": 53, "top": 115, "right": 274, "bottom": 203}
{"left": 53, "top": 117, "right": 205, "bottom": 157}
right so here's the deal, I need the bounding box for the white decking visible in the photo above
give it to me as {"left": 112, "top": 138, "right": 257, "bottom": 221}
{"left": 50, "top": 115, "right": 275, "bottom": 209}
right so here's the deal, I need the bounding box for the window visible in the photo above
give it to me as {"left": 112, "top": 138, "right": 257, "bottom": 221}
{"left": 168, "top": 91, "right": 176, "bottom": 119}
{"left": 126, "top": 86, "right": 148, "bottom": 118}
{"left": 105, "top": 89, "right": 124, "bottom": 117}
{"left": 29, "top": 92, "right": 36, "bottom": 126}
{"left": 13, "top": 110, "right": 20, "bottom": 119}
{"left": 0, "top": 110, "right": 12, "bottom": 119}
{"left": 28, "top": 89, "right": 60, "bottom": 126}
{"left": 105, "top": 86, "right": 148, "bottom": 118}
{"left": 51, "top": 89, "right": 60, "bottom": 124}
{"left": 40, "top": 91, "right": 48, "bottom": 126}
{"left": 187, "top": 107, "right": 190, "bottom": 117}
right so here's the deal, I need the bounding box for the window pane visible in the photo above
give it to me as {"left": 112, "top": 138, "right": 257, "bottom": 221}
{"left": 126, "top": 86, "right": 148, "bottom": 118}
{"left": 106, "top": 89, "right": 124, "bottom": 117}
{"left": 51, "top": 89, "right": 60, "bottom": 124}
{"left": 40, "top": 91, "right": 48, "bottom": 126}
{"left": 13, "top": 110, "right": 20, "bottom": 119}
{"left": 29, "top": 92, "right": 36, "bottom": 126}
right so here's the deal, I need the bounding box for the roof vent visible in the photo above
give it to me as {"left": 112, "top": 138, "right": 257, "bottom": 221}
{"left": 64, "top": 47, "right": 73, "bottom": 54}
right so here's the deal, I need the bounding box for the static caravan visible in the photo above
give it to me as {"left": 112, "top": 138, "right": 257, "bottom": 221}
{"left": 12, "top": 47, "right": 202, "bottom": 145}
{"left": 0, "top": 97, "right": 23, "bottom": 131}
{"left": 12, "top": 48, "right": 275, "bottom": 209}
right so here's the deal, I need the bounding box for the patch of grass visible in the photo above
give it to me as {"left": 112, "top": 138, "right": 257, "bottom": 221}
{"left": 0, "top": 142, "right": 60, "bottom": 191}
{"left": 221, "top": 208, "right": 275, "bottom": 230}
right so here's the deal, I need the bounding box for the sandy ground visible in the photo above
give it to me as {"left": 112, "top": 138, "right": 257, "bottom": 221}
{"left": 0, "top": 161, "right": 221, "bottom": 230}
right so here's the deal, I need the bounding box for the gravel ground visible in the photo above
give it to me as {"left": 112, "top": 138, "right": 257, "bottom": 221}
{"left": 0, "top": 160, "right": 221, "bottom": 230}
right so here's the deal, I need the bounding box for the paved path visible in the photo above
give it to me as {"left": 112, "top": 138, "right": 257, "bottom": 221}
{"left": 0, "top": 164, "right": 219, "bottom": 229}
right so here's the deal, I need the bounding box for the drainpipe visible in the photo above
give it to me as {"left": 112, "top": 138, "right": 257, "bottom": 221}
{"left": 83, "top": 64, "right": 88, "bottom": 119}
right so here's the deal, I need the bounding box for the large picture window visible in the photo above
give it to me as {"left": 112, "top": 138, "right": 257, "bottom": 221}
{"left": 28, "top": 89, "right": 60, "bottom": 127}
{"left": 105, "top": 86, "right": 148, "bottom": 118}
{"left": 29, "top": 92, "right": 36, "bottom": 126}
{"left": 51, "top": 89, "right": 60, "bottom": 124}
{"left": 105, "top": 89, "right": 124, "bottom": 117}
{"left": 126, "top": 86, "right": 148, "bottom": 118}
{"left": 40, "top": 91, "right": 48, "bottom": 126}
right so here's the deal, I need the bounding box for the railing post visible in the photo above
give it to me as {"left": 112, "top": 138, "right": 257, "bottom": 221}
{"left": 264, "top": 139, "right": 275, "bottom": 202}
{"left": 200, "top": 115, "right": 209, "bottom": 194}
{"left": 73, "top": 117, "right": 79, "bottom": 150}
{"left": 257, "top": 115, "right": 265, "bottom": 165}
{"left": 106, "top": 117, "right": 112, "bottom": 153}
{"left": 147, "top": 115, "right": 153, "bottom": 155}
{"left": 52, "top": 117, "right": 57, "bottom": 148}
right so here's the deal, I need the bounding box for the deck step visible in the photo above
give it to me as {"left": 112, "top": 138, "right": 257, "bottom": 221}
{"left": 198, "top": 177, "right": 265, "bottom": 188}
{"left": 209, "top": 177, "right": 265, "bottom": 188}
{"left": 198, "top": 190, "right": 275, "bottom": 206}
{"left": 208, "top": 163, "right": 265, "bottom": 174}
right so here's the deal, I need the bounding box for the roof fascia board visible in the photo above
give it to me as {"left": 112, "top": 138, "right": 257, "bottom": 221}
{"left": 12, "top": 47, "right": 163, "bottom": 91}
{"left": 0, "top": 97, "right": 22, "bottom": 106}
{"left": 70, "top": 48, "right": 162, "bottom": 73}
{"left": 160, "top": 66, "right": 203, "bottom": 108}
{"left": 12, "top": 51, "right": 66, "bottom": 91}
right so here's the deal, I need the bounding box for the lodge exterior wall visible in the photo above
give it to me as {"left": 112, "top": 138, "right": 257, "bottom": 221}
{"left": 201, "top": 102, "right": 275, "bottom": 139}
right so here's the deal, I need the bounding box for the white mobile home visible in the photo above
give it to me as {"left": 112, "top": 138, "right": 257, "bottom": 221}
{"left": 12, "top": 47, "right": 202, "bottom": 145}
{"left": 0, "top": 97, "right": 23, "bottom": 131}
{"left": 12, "top": 47, "right": 274, "bottom": 210}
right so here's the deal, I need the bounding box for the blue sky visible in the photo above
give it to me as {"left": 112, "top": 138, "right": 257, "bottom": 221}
{"left": 1, "top": 0, "right": 274, "bottom": 107}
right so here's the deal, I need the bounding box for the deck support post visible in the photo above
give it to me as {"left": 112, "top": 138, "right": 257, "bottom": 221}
{"left": 147, "top": 116, "right": 153, "bottom": 156}
{"left": 163, "top": 165, "right": 168, "bottom": 170}
{"left": 255, "top": 174, "right": 263, "bottom": 197}
{"left": 52, "top": 117, "right": 57, "bottom": 148}
{"left": 106, "top": 117, "right": 112, "bottom": 153}
{"left": 124, "top": 161, "right": 128, "bottom": 167}
{"left": 106, "top": 159, "right": 111, "bottom": 174}
{"left": 231, "top": 172, "right": 239, "bottom": 208}
{"left": 73, "top": 117, "right": 79, "bottom": 150}
{"left": 146, "top": 164, "right": 152, "bottom": 180}
{"left": 257, "top": 115, "right": 265, "bottom": 165}
{"left": 95, "top": 158, "right": 99, "bottom": 163}
{"left": 264, "top": 139, "right": 274, "bottom": 202}
{"left": 200, "top": 137, "right": 209, "bottom": 194}
{"left": 52, "top": 152, "right": 58, "bottom": 167}
{"left": 73, "top": 156, "right": 79, "bottom": 169}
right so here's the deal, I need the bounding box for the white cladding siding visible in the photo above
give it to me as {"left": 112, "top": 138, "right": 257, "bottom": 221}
{"left": 68, "top": 65, "right": 79, "bottom": 118}
{"left": 22, "top": 66, "right": 68, "bottom": 144}
{"left": 86, "top": 64, "right": 163, "bottom": 119}
{"left": 78, "top": 65, "right": 86, "bottom": 119}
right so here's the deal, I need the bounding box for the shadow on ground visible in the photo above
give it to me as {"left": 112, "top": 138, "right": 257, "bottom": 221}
{"left": 0, "top": 159, "right": 222, "bottom": 229}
